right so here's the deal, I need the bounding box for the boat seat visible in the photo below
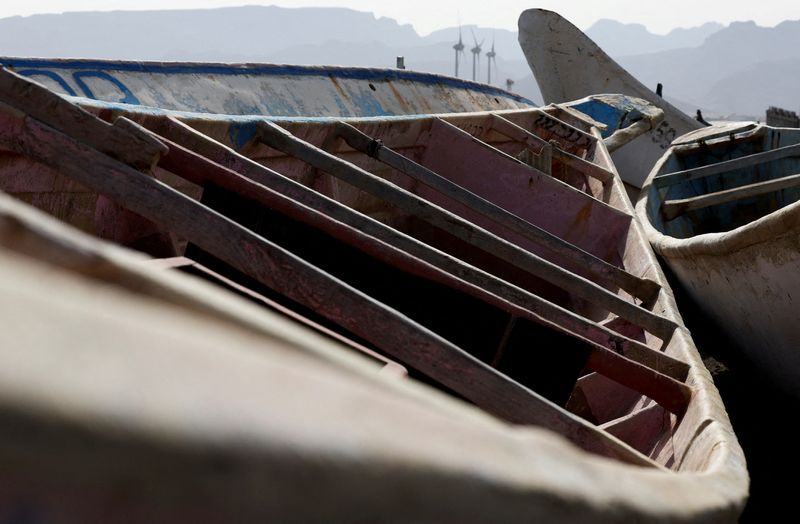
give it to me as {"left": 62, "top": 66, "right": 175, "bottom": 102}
{"left": 654, "top": 142, "right": 800, "bottom": 189}
{"left": 662, "top": 172, "right": 800, "bottom": 220}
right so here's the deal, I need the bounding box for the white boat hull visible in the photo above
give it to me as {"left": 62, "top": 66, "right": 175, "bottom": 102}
{"left": 518, "top": 9, "right": 702, "bottom": 188}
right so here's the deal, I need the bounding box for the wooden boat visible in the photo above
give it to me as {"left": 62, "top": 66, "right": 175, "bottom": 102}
{"left": 637, "top": 122, "right": 800, "bottom": 398}
{"left": 0, "top": 56, "right": 533, "bottom": 117}
{"left": 0, "top": 66, "right": 747, "bottom": 520}
{"left": 517, "top": 8, "right": 703, "bottom": 191}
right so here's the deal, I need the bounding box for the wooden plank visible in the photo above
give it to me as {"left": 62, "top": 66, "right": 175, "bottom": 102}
{"left": 150, "top": 257, "right": 408, "bottom": 378}
{"left": 489, "top": 115, "right": 614, "bottom": 183}
{"left": 0, "top": 104, "right": 658, "bottom": 467}
{"left": 117, "top": 133, "right": 690, "bottom": 414}
{"left": 256, "top": 121, "right": 678, "bottom": 342}
{"left": 599, "top": 403, "right": 670, "bottom": 456}
{"left": 125, "top": 114, "right": 689, "bottom": 379}
{"left": 0, "top": 68, "right": 166, "bottom": 170}
{"left": 147, "top": 122, "right": 689, "bottom": 393}
{"left": 586, "top": 351, "right": 690, "bottom": 416}
{"left": 654, "top": 142, "right": 800, "bottom": 189}
{"left": 662, "top": 172, "right": 800, "bottom": 220}
{"left": 335, "top": 121, "right": 660, "bottom": 303}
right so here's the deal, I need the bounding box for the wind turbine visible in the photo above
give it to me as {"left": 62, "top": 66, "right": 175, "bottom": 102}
{"left": 453, "top": 26, "right": 465, "bottom": 77}
{"left": 486, "top": 35, "right": 497, "bottom": 84}
{"left": 470, "top": 30, "right": 483, "bottom": 82}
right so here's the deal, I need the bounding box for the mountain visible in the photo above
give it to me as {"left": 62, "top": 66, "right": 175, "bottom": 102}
{"left": 615, "top": 19, "right": 800, "bottom": 117}
{"left": 1, "top": 7, "right": 798, "bottom": 117}
{"left": 586, "top": 19, "right": 723, "bottom": 57}
{"left": 0, "top": 6, "right": 419, "bottom": 60}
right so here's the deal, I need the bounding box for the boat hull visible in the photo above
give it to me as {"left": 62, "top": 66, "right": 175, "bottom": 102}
{"left": 517, "top": 9, "right": 702, "bottom": 189}
{"left": 638, "top": 124, "right": 800, "bottom": 396}
{"left": 1, "top": 57, "right": 533, "bottom": 117}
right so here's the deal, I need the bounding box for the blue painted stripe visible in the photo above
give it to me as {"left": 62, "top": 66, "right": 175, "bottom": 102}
{"left": 1, "top": 57, "right": 533, "bottom": 105}
{"left": 16, "top": 69, "right": 77, "bottom": 96}
{"left": 72, "top": 71, "right": 141, "bottom": 105}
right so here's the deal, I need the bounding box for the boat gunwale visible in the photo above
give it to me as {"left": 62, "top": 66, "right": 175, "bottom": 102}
{"left": 637, "top": 125, "right": 800, "bottom": 260}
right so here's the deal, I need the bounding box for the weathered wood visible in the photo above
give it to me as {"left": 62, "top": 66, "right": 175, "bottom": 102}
{"left": 586, "top": 351, "right": 690, "bottom": 416}
{"left": 662, "top": 172, "right": 800, "bottom": 220}
{"left": 531, "top": 107, "right": 598, "bottom": 146}
{"left": 146, "top": 256, "right": 408, "bottom": 377}
{"left": 654, "top": 142, "right": 800, "bottom": 189}
{"left": 489, "top": 114, "right": 614, "bottom": 183}
{"left": 128, "top": 115, "right": 688, "bottom": 380}
{"left": 256, "top": 121, "right": 678, "bottom": 342}
{"left": 599, "top": 403, "right": 670, "bottom": 456}
{"left": 335, "top": 121, "right": 660, "bottom": 302}
{"left": 146, "top": 123, "right": 689, "bottom": 400}
{"left": 0, "top": 68, "right": 166, "bottom": 170}
{"left": 604, "top": 119, "right": 652, "bottom": 153}
{"left": 0, "top": 105, "right": 657, "bottom": 467}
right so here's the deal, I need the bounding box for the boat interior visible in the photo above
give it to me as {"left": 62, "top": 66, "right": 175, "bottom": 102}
{"left": 0, "top": 67, "right": 716, "bottom": 470}
{"left": 649, "top": 124, "right": 800, "bottom": 238}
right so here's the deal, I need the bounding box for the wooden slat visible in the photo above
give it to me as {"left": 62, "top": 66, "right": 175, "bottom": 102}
{"left": 489, "top": 114, "right": 614, "bottom": 183}
{"left": 256, "top": 121, "right": 678, "bottom": 342}
{"left": 335, "top": 121, "right": 659, "bottom": 303}
{"left": 586, "top": 352, "right": 690, "bottom": 416}
{"left": 131, "top": 115, "right": 688, "bottom": 379}
{"left": 151, "top": 257, "right": 408, "bottom": 378}
{"left": 152, "top": 136, "right": 690, "bottom": 415}
{"left": 0, "top": 101, "right": 659, "bottom": 466}
{"left": 654, "top": 142, "right": 800, "bottom": 189}
{"left": 662, "top": 173, "right": 800, "bottom": 220}
{"left": 0, "top": 68, "right": 166, "bottom": 170}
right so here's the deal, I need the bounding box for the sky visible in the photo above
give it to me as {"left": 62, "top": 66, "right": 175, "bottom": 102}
{"left": 0, "top": 1, "right": 796, "bottom": 35}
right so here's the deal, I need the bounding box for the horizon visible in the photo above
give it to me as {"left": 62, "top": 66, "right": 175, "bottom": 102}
{"left": 1, "top": 1, "right": 797, "bottom": 36}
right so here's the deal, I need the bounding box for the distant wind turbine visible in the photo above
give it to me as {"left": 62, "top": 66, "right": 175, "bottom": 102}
{"left": 453, "top": 25, "right": 465, "bottom": 77}
{"left": 486, "top": 35, "right": 497, "bottom": 84}
{"left": 470, "top": 29, "right": 483, "bottom": 82}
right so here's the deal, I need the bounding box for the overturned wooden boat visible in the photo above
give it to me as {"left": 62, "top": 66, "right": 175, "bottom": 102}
{"left": 517, "top": 8, "right": 703, "bottom": 190}
{"left": 0, "top": 56, "right": 533, "bottom": 116}
{"left": 638, "top": 122, "right": 800, "bottom": 398}
{"left": 0, "top": 67, "right": 747, "bottom": 520}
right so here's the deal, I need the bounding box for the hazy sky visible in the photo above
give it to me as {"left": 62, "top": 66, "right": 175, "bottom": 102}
{"left": 1, "top": 1, "right": 796, "bottom": 35}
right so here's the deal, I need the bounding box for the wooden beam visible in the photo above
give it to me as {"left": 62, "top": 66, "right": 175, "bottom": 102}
{"left": 0, "top": 105, "right": 658, "bottom": 468}
{"left": 662, "top": 173, "right": 800, "bottom": 220}
{"left": 586, "top": 352, "right": 690, "bottom": 416}
{"left": 96, "top": 126, "right": 691, "bottom": 415}
{"left": 153, "top": 135, "right": 690, "bottom": 414}
{"left": 135, "top": 115, "right": 687, "bottom": 378}
{"left": 149, "top": 257, "right": 408, "bottom": 378}
{"left": 142, "top": 120, "right": 688, "bottom": 387}
{"left": 654, "top": 142, "right": 800, "bottom": 189}
{"left": 256, "top": 121, "right": 678, "bottom": 342}
{"left": 335, "top": 121, "right": 659, "bottom": 302}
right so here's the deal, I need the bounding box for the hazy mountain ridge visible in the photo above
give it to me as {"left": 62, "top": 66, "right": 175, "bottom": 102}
{"left": 0, "top": 6, "right": 419, "bottom": 58}
{"left": 586, "top": 19, "right": 723, "bottom": 56}
{"left": 616, "top": 19, "right": 800, "bottom": 116}
{"left": 0, "top": 6, "right": 797, "bottom": 116}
